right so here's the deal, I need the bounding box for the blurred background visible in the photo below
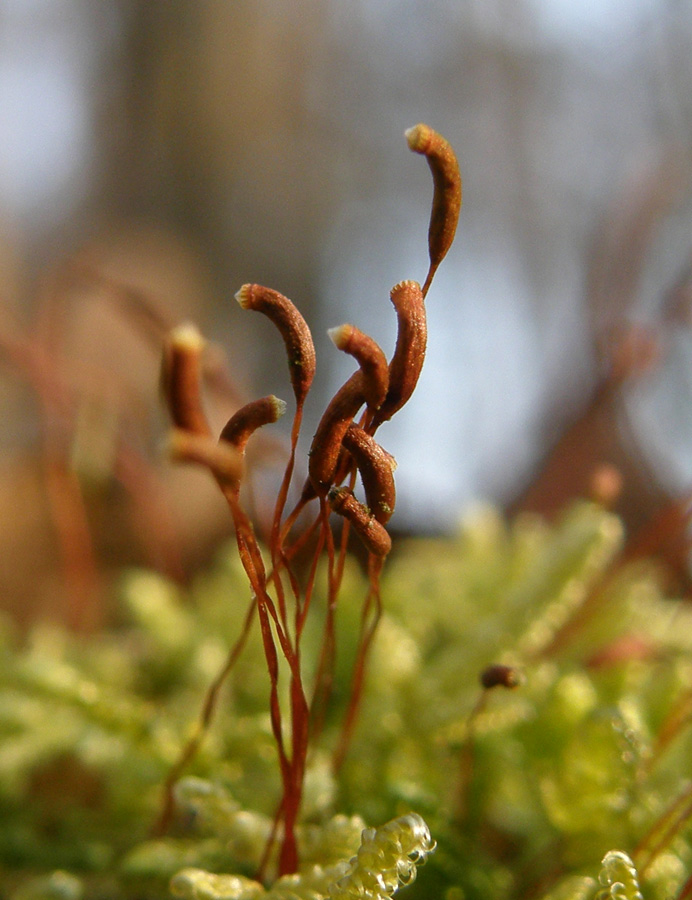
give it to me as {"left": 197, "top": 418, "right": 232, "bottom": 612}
{"left": 1, "top": 0, "right": 692, "bottom": 625}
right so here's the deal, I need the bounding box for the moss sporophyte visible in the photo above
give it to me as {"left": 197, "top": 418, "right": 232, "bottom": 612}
{"left": 6, "top": 125, "right": 692, "bottom": 900}
{"left": 157, "top": 124, "right": 461, "bottom": 878}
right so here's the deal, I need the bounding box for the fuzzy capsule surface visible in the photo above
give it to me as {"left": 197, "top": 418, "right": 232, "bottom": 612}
{"left": 308, "top": 372, "right": 366, "bottom": 494}
{"left": 371, "top": 280, "right": 426, "bottom": 429}
{"left": 328, "top": 486, "right": 391, "bottom": 557}
{"left": 328, "top": 324, "right": 389, "bottom": 411}
{"left": 341, "top": 424, "right": 396, "bottom": 524}
{"left": 161, "top": 323, "right": 212, "bottom": 436}
{"left": 406, "top": 123, "right": 462, "bottom": 294}
{"left": 219, "top": 395, "right": 286, "bottom": 455}
{"left": 236, "top": 284, "right": 316, "bottom": 406}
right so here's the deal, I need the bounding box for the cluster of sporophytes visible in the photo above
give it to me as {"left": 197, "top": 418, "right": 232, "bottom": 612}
{"left": 1, "top": 126, "right": 692, "bottom": 900}
{"left": 156, "top": 122, "right": 460, "bottom": 875}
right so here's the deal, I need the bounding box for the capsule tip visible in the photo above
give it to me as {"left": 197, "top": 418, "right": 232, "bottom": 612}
{"left": 235, "top": 284, "right": 253, "bottom": 309}
{"left": 405, "top": 123, "right": 431, "bottom": 153}
{"left": 169, "top": 322, "right": 206, "bottom": 351}
{"left": 269, "top": 395, "right": 288, "bottom": 420}
{"left": 391, "top": 279, "right": 421, "bottom": 296}
{"left": 327, "top": 324, "right": 351, "bottom": 349}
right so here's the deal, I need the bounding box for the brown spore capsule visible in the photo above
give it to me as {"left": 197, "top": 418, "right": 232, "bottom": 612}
{"left": 371, "top": 280, "right": 427, "bottom": 429}
{"left": 219, "top": 395, "right": 287, "bottom": 455}
{"left": 168, "top": 429, "right": 244, "bottom": 485}
{"left": 161, "top": 323, "right": 212, "bottom": 436}
{"left": 235, "top": 284, "right": 316, "bottom": 406}
{"left": 341, "top": 424, "right": 396, "bottom": 524}
{"left": 328, "top": 324, "right": 389, "bottom": 411}
{"left": 328, "top": 486, "right": 392, "bottom": 558}
{"left": 307, "top": 371, "right": 366, "bottom": 494}
{"left": 480, "top": 664, "right": 523, "bottom": 690}
{"left": 406, "top": 123, "right": 462, "bottom": 296}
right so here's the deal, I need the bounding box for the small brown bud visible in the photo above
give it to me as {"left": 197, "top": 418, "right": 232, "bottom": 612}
{"left": 328, "top": 324, "right": 389, "bottom": 411}
{"left": 406, "top": 123, "right": 462, "bottom": 296}
{"left": 235, "top": 284, "right": 316, "bottom": 406}
{"left": 219, "top": 395, "right": 287, "bottom": 455}
{"left": 168, "top": 429, "right": 244, "bottom": 485}
{"left": 161, "top": 323, "right": 212, "bottom": 436}
{"left": 479, "top": 664, "right": 523, "bottom": 690}
{"left": 308, "top": 372, "right": 366, "bottom": 494}
{"left": 371, "top": 280, "right": 427, "bottom": 429}
{"left": 341, "top": 424, "right": 396, "bottom": 524}
{"left": 589, "top": 463, "right": 623, "bottom": 508}
{"left": 328, "top": 486, "right": 392, "bottom": 557}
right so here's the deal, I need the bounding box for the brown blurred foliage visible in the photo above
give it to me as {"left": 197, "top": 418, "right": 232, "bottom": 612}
{"left": 1, "top": 2, "right": 691, "bottom": 625}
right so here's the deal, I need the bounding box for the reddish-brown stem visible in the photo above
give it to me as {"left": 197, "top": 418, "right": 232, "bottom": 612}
{"left": 318, "top": 466, "right": 358, "bottom": 731}
{"left": 171, "top": 414, "right": 294, "bottom": 660}
{"left": 199, "top": 470, "right": 301, "bottom": 876}
{"left": 645, "top": 687, "right": 692, "bottom": 774}
{"left": 157, "top": 400, "right": 298, "bottom": 839}
{"left": 282, "top": 509, "right": 322, "bottom": 563}
{"left": 227, "top": 497, "right": 293, "bottom": 665}
{"left": 457, "top": 666, "right": 523, "bottom": 821}
{"left": 308, "top": 499, "right": 341, "bottom": 741}
{"left": 232, "top": 288, "right": 314, "bottom": 647}
{"left": 634, "top": 782, "right": 692, "bottom": 875}
{"left": 279, "top": 494, "right": 312, "bottom": 547}
{"left": 281, "top": 656, "right": 309, "bottom": 875}
{"left": 296, "top": 515, "right": 327, "bottom": 638}
{"left": 270, "top": 407, "right": 313, "bottom": 878}
{"left": 224, "top": 487, "right": 311, "bottom": 878}
{"left": 219, "top": 395, "right": 295, "bottom": 638}
{"left": 333, "top": 554, "right": 384, "bottom": 772}
{"left": 456, "top": 691, "right": 488, "bottom": 823}
{"left": 153, "top": 595, "right": 258, "bottom": 835}
{"left": 269, "top": 405, "right": 306, "bottom": 643}
{"left": 334, "top": 470, "right": 357, "bottom": 588}
{"left": 0, "top": 328, "right": 103, "bottom": 632}
{"left": 256, "top": 799, "right": 284, "bottom": 883}
{"left": 42, "top": 452, "right": 102, "bottom": 633}
{"left": 677, "top": 871, "right": 692, "bottom": 900}
{"left": 231, "top": 526, "right": 293, "bottom": 838}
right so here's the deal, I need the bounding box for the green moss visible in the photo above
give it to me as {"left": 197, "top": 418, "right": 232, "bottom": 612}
{"left": 2, "top": 501, "right": 692, "bottom": 898}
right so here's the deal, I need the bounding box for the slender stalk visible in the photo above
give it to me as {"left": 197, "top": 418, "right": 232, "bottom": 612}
{"left": 634, "top": 782, "right": 692, "bottom": 875}
{"left": 333, "top": 555, "right": 385, "bottom": 773}
{"left": 308, "top": 500, "right": 341, "bottom": 740}
{"left": 153, "top": 595, "right": 258, "bottom": 836}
